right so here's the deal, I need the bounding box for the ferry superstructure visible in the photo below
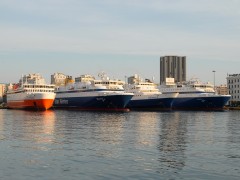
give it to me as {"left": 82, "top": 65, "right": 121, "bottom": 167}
{"left": 124, "top": 74, "right": 178, "bottom": 110}
{"left": 7, "top": 74, "right": 56, "bottom": 110}
{"left": 158, "top": 78, "right": 231, "bottom": 110}
{"left": 53, "top": 73, "right": 133, "bottom": 111}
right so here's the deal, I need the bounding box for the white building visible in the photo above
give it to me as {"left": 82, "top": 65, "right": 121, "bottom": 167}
{"left": 0, "top": 83, "right": 7, "bottom": 103}
{"left": 75, "top": 75, "right": 95, "bottom": 83}
{"left": 227, "top": 74, "right": 240, "bottom": 106}
{"left": 216, "top": 84, "right": 228, "bottom": 95}
{"left": 51, "top": 73, "right": 72, "bottom": 86}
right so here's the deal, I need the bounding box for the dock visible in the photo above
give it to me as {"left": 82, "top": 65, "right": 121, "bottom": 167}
{"left": 228, "top": 107, "right": 240, "bottom": 110}
{"left": 0, "top": 103, "right": 7, "bottom": 109}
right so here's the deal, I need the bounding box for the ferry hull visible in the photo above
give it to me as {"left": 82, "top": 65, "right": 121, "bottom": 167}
{"left": 53, "top": 94, "right": 133, "bottom": 112}
{"left": 7, "top": 99, "right": 55, "bottom": 110}
{"left": 127, "top": 98, "right": 174, "bottom": 110}
{"left": 172, "top": 95, "right": 231, "bottom": 110}
{"left": 7, "top": 93, "right": 56, "bottom": 110}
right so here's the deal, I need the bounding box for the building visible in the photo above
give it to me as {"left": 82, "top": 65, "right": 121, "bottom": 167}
{"left": 227, "top": 74, "right": 240, "bottom": 106}
{"left": 216, "top": 84, "right": 228, "bottom": 95}
{"left": 160, "top": 56, "right": 186, "bottom": 84}
{"left": 75, "top": 75, "right": 95, "bottom": 83}
{"left": 0, "top": 83, "right": 7, "bottom": 103}
{"left": 127, "top": 74, "right": 141, "bottom": 84}
{"left": 51, "top": 73, "right": 72, "bottom": 86}
{"left": 20, "top": 73, "right": 46, "bottom": 85}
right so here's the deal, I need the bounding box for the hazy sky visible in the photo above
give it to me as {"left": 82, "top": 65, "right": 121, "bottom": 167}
{"left": 1, "top": 0, "right": 240, "bottom": 85}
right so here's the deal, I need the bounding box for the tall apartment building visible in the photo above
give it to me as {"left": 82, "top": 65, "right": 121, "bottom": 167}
{"left": 227, "top": 74, "right": 240, "bottom": 106}
{"left": 160, "top": 56, "right": 186, "bottom": 84}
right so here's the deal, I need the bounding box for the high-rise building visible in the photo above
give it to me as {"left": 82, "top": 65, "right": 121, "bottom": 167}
{"left": 160, "top": 56, "right": 186, "bottom": 84}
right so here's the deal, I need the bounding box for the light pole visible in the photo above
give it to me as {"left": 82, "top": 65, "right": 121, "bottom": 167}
{"left": 212, "top": 70, "right": 216, "bottom": 91}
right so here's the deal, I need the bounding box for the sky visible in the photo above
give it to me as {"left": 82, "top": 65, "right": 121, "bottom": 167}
{"left": 0, "top": 0, "right": 240, "bottom": 85}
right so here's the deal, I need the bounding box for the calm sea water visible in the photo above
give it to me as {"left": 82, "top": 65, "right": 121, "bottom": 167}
{"left": 0, "top": 109, "right": 239, "bottom": 180}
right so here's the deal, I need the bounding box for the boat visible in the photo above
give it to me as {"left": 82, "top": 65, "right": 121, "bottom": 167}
{"left": 53, "top": 73, "right": 133, "bottom": 111}
{"left": 124, "top": 74, "right": 178, "bottom": 110}
{"left": 158, "top": 77, "right": 231, "bottom": 110}
{"left": 6, "top": 73, "right": 56, "bottom": 110}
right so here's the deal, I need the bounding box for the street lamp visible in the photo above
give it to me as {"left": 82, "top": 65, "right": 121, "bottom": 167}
{"left": 212, "top": 70, "right": 216, "bottom": 91}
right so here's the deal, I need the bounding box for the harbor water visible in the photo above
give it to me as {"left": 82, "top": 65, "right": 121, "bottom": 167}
{"left": 0, "top": 109, "right": 239, "bottom": 180}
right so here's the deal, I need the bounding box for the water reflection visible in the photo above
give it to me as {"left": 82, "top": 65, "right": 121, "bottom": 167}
{"left": 227, "top": 111, "right": 240, "bottom": 160}
{"left": 56, "top": 111, "right": 129, "bottom": 159}
{"left": 8, "top": 110, "right": 57, "bottom": 146}
{"left": 96, "top": 113, "right": 126, "bottom": 145}
{"left": 158, "top": 112, "right": 187, "bottom": 171}
{"left": 227, "top": 111, "right": 240, "bottom": 145}
{"left": 190, "top": 112, "right": 215, "bottom": 145}
{"left": 1, "top": 110, "right": 240, "bottom": 179}
{"left": 0, "top": 110, "right": 5, "bottom": 140}
{"left": 59, "top": 111, "right": 127, "bottom": 144}
{"left": 131, "top": 112, "right": 159, "bottom": 147}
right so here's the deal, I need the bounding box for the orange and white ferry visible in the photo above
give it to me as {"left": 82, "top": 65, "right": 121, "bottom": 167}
{"left": 6, "top": 73, "right": 56, "bottom": 110}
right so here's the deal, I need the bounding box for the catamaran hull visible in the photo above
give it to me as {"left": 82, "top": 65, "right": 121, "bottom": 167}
{"left": 172, "top": 95, "right": 231, "bottom": 110}
{"left": 53, "top": 92, "right": 133, "bottom": 111}
{"left": 127, "top": 97, "right": 175, "bottom": 110}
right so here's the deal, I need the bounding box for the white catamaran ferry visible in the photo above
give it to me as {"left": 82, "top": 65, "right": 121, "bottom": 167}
{"left": 53, "top": 72, "right": 133, "bottom": 111}
{"left": 124, "top": 74, "right": 178, "bottom": 110}
{"left": 159, "top": 78, "right": 231, "bottom": 110}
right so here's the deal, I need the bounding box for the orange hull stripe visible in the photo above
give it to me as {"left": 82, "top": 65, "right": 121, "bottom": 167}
{"left": 7, "top": 99, "right": 54, "bottom": 110}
